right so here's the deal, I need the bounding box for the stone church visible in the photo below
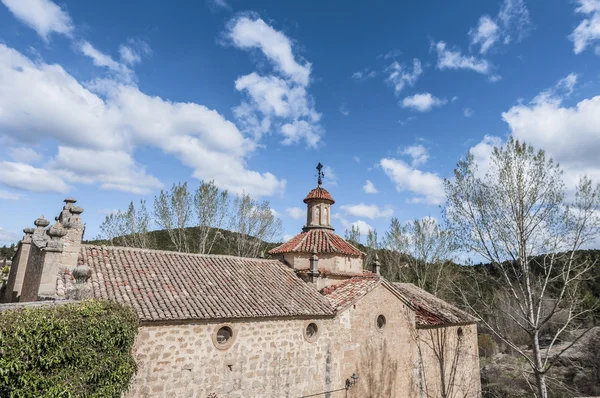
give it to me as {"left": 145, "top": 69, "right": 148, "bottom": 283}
{"left": 1, "top": 173, "right": 481, "bottom": 397}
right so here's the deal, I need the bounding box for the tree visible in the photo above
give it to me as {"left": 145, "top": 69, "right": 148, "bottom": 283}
{"left": 153, "top": 182, "right": 192, "bottom": 252}
{"left": 444, "top": 137, "right": 600, "bottom": 398}
{"left": 382, "top": 217, "right": 455, "bottom": 297}
{"left": 194, "top": 180, "right": 230, "bottom": 254}
{"left": 344, "top": 225, "right": 361, "bottom": 246}
{"left": 228, "top": 193, "right": 282, "bottom": 258}
{"left": 98, "top": 200, "right": 152, "bottom": 248}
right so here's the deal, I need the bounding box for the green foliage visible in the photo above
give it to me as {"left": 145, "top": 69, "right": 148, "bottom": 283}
{"left": 0, "top": 300, "right": 139, "bottom": 398}
{"left": 1, "top": 266, "right": 8, "bottom": 276}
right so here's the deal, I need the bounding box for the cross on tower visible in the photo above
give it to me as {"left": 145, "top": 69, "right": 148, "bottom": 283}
{"left": 316, "top": 162, "right": 324, "bottom": 186}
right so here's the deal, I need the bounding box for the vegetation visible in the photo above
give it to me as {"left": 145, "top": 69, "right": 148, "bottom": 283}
{"left": 0, "top": 300, "right": 139, "bottom": 398}
{"left": 96, "top": 180, "right": 282, "bottom": 258}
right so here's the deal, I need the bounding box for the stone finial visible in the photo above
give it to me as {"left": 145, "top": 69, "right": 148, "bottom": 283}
{"left": 47, "top": 222, "right": 67, "bottom": 239}
{"left": 64, "top": 198, "right": 77, "bottom": 204}
{"left": 72, "top": 265, "right": 92, "bottom": 284}
{"left": 70, "top": 206, "right": 84, "bottom": 215}
{"left": 34, "top": 215, "right": 50, "bottom": 228}
{"left": 372, "top": 253, "right": 381, "bottom": 275}
{"left": 23, "top": 227, "right": 35, "bottom": 235}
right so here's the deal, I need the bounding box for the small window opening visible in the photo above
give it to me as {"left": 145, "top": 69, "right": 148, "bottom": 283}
{"left": 377, "top": 315, "right": 386, "bottom": 329}
{"left": 306, "top": 323, "right": 318, "bottom": 338}
{"left": 457, "top": 327, "right": 464, "bottom": 337}
{"left": 216, "top": 326, "right": 233, "bottom": 345}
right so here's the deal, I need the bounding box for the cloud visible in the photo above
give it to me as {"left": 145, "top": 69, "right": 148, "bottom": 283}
{"left": 501, "top": 88, "right": 600, "bottom": 190}
{"left": 322, "top": 165, "right": 337, "bottom": 186}
{"left": 352, "top": 68, "right": 377, "bottom": 80}
{"left": 353, "top": 156, "right": 360, "bottom": 163}
{"left": 9, "top": 147, "right": 42, "bottom": 163}
{"left": 401, "top": 93, "right": 447, "bottom": 112}
{"left": 351, "top": 220, "right": 374, "bottom": 235}
{"left": 339, "top": 203, "right": 393, "bottom": 219}
{"left": 286, "top": 207, "right": 305, "bottom": 220}
{"left": 571, "top": 0, "right": 600, "bottom": 54}
{"left": 0, "top": 161, "right": 69, "bottom": 193}
{"left": 227, "top": 17, "right": 322, "bottom": 147}
{"left": 434, "top": 41, "right": 491, "bottom": 74}
{"left": 401, "top": 144, "right": 429, "bottom": 166}
{"left": 339, "top": 102, "right": 349, "bottom": 116}
{"left": 469, "top": 0, "right": 532, "bottom": 54}
{"left": 209, "top": 0, "right": 229, "bottom": 9}
{"left": 380, "top": 158, "right": 445, "bottom": 205}
{"left": 469, "top": 15, "right": 500, "bottom": 54}
{"left": 1, "top": 0, "right": 73, "bottom": 40}
{"left": 469, "top": 135, "right": 504, "bottom": 178}
{"left": 0, "top": 43, "right": 285, "bottom": 197}
{"left": 0, "top": 190, "right": 25, "bottom": 200}
{"left": 77, "top": 41, "right": 136, "bottom": 83}
{"left": 363, "top": 180, "right": 378, "bottom": 193}
{"left": 464, "top": 107, "right": 474, "bottom": 117}
{"left": 385, "top": 59, "right": 422, "bottom": 95}
{"left": 118, "top": 39, "right": 151, "bottom": 66}
{"left": 0, "top": 227, "right": 19, "bottom": 244}
{"left": 227, "top": 17, "right": 310, "bottom": 85}
{"left": 556, "top": 73, "right": 578, "bottom": 96}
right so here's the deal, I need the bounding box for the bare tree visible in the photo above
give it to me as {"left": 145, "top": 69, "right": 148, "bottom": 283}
{"left": 364, "top": 229, "right": 380, "bottom": 269}
{"left": 382, "top": 217, "right": 455, "bottom": 296}
{"left": 194, "top": 180, "right": 230, "bottom": 254}
{"left": 98, "top": 200, "right": 152, "bottom": 248}
{"left": 228, "top": 193, "right": 282, "bottom": 258}
{"left": 344, "top": 225, "right": 361, "bottom": 246}
{"left": 444, "top": 137, "right": 600, "bottom": 398}
{"left": 153, "top": 182, "right": 192, "bottom": 252}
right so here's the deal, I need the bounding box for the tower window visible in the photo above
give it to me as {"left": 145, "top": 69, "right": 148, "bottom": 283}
{"left": 377, "top": 315, "right": 386, "bottom": 330}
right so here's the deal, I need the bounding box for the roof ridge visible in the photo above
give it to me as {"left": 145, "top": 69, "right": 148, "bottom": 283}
{"left": 294, "top": 231, "right": 310, "bottom": 251}
{"left": 82, "top": 244, "right": 280, "bottom": 262}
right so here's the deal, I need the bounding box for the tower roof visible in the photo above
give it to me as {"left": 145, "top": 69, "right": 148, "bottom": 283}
{"left": 303, "top": 186, "right": 335, "bottom": 204}
{"left": 269, "top": 228, "right": 363, "bottom": 257}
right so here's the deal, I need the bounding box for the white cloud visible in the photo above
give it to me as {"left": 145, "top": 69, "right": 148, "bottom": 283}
{"left": 339, "top": 203, "right": 393, "bottom": 219}
{"left": 571, "top": 0, "right": 600, "bottom": 54}
{"left": 385, "top": 59, "right": 422, "bottom": 95}
{"left": 469, "top": 135, "right": 504, "bottom": 178}
{"left": 556, "top": 73, "right": 579, "bottom": 96}
{"left": 340, "top": 103, "right": 349, "bottom": 116}
{"left": 469, "top": 0, "right": 532, "bottom": 54}
{"left": 353, "top": 156, "right": 360, "bottom": 163}
{"left": 1, "top": 0, "right": 73, "bottom": 40}
{"left": 352, "top": 68, "right": 377, "bottom": 80}
{"left": 227, "top": 17, "right": 322, "bottom": 147}
{"left": 286, "top": 207, "right": 305, "bottom": 220}
{"left": 464, "top": 107, "right": 474, "bottom": 117}
{"left": 210, "top": 0, "right": 229, "bottom": 9}
{"left": 0, "top": 227, "right": 19, "bottom": 244}
{"left": 323, "top": 165, "right": 337, "bottom": 186}
{"left": 351, "top": 220, "right": 374, "bottom": 235}
{"left": 0, "top": 161, "right": 69, "bottom": 193}
{"left": 9, "top": 147, "right": 42, "bottom": 163}
{"left": 434, "top": 41, "right": 491, "bottom": 74}
{"left": 363, "top": 180, "right": 378, "bottom": 193}
{"left": 469, "top": 15, "right": 500, "bottom": 54}
{"left": 380, "top": 158, "right": 445, "bottom": 205}
{"left": 501, "top": 88, "right": 600, "bottom": 190}
{"left": 78, "top": 41, "right": 135, "bottom": 83}
{"left": 0, "top": 190, "right": 25, "bottom": 200}
{"left": 0, "top": 43, "right": 285, "bottom": 197}
{"left": 227, "top": 17, "right": 310, "bottom": 86}
{"left": 401, "top": 93, "right": 447, "bottom": 112}
{"left": 401, "top": 144, "right": 429, "bottom": 166}
{"left": 118, "top": 39, "right": 151, "bottom": 66}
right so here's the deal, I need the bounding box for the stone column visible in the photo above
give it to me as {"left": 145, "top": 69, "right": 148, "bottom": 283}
{"left": 56, "top": 198, "right": 85, "bottom": 271}
{"left": 20, "top": 216, "right": 51, "bottom": 302}
{"left": 308, "top": 247, "right": 320, "bottom": 284}
{"left": 1, "top": 227, "right": 34, "bottom": 302}
{"left": 371, "top": 253, "right": 381, "bottom": 275}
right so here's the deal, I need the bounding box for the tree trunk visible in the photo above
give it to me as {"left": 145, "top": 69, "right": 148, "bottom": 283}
{"left": 531, "top": 331, "right": 548, "bottom": 398}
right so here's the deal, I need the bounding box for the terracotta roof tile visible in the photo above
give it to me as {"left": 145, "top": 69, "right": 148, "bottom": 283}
{"left": 322, "top": 276, "right": 382, "bottom": 311}
{"left": 81, "top": 245, "right": 335, "bottom": 322}
{"left": 390, "top": 283, "right": 477, "bottom": 327}
{"left": 269, "top": 229, "right": 363, "bottom": 257}
{"left": 303, "top": 186, "right": 335, "bottom": 204}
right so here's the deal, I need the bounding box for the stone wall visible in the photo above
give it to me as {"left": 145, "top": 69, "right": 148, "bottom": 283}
{"left": 415, "top": 324, "right": 481, "bottom": 397}
{"left": 283, "top": 253, "right": 363, "bottom": 276}
{"left": 125, "top": 285, "right": 478, "bottom": 398}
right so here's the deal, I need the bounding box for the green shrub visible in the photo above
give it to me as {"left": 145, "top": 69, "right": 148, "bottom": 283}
{"left": 1, "top": 266, "right": 8, "bottom": 276}
{"left": 0, "top": 300, "right": 139, "bottom": 397}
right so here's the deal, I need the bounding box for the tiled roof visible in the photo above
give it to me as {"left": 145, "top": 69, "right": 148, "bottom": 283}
{"left": 304, "top": 186, "right": 335, "bottom": 204}
{"left": 390, "top": 283, "right": 477, "bottom": 327}
{"left": 81, "top": 245, "right": 335, "bottom": 322}
{"left": 322, "top": 275, "right": 382, "bottom": 311}
{"left": 269, "top": 228, "right": 363, "bottom": 257}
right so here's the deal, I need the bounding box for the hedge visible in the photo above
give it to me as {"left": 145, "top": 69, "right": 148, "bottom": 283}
{"left": 0, "top": 300, "right": 139, "bottom": 397}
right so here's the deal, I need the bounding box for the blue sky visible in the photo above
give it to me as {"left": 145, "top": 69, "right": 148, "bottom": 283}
{"left": 1, "top": 0, "right": 600, "bottom": 245}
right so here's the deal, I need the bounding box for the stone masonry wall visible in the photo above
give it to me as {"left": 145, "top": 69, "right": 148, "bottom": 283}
{"left": 125, "top": 285, "right": 460, "bottom": 398}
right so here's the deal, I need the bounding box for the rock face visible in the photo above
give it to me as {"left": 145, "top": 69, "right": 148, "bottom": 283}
{"left": 481, "top": 327, "right": 600, "bottom": 397}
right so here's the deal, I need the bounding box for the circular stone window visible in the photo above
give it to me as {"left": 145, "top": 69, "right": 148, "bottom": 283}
{"left": 376, "top": 315, "right": 387, "bottom": 330}
{"left": 304, "top": 322, "right": 320, "bottom": 343}
{"left": 212, "top": 325, "right": 236, "bottom": 349}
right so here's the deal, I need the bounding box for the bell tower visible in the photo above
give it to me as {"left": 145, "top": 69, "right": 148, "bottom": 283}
{"left": 303, "top": 163, "right": 334, "bottom": 231}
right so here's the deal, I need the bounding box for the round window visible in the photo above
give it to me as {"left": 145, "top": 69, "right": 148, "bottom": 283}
{"left": 376, "top": 314, "right": 386, "bottom": 330}
{"left": 304, "top": 321, "right": 320, "bottom": 342}
{"left": 212, "top": 325, "right": 235, "bottom": 349}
